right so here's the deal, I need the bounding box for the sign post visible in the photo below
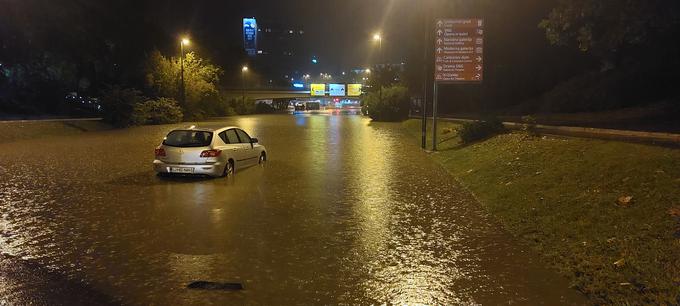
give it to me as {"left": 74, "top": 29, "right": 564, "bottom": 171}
{"left": 432, "top": 18, "right": 484, "bottom": 151}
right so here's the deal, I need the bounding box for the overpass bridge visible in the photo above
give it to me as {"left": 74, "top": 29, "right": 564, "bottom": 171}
{"left": 222, "top": 89, "right": 311, "bottom": 100}
{"left": 221, "top": 89, "right": 362, "bottom": 101}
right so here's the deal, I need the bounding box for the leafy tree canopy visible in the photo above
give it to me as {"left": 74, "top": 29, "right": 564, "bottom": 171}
{"left": 540, "top": 0, "right": 680, "bottom": 60}
{"left": 144, "top": 50, "right": 223, "bottom": 117}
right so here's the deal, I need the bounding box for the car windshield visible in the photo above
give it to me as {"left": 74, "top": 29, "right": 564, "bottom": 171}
{"left": 163, "top": 130, "right": 213, "bottom": 147}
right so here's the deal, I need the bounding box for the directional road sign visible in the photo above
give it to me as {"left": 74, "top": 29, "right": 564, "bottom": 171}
{"left": 434, "top": 19, "right": 484, "bottom": 83}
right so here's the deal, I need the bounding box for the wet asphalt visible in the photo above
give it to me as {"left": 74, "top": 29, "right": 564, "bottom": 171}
{"left": 0, "top": 114, "right": 586, "bottom": 305}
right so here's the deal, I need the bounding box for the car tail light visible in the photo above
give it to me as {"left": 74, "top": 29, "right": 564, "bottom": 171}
{"left": 155, "top": 148, "right": 166, "bottom": 157}
{"left": 200, "top": 149, "right": 222, "bottom": 158}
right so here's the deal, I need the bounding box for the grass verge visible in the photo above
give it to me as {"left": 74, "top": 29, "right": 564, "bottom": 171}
{"left": 403, "top": 119, "right": 680, "bottom": 305}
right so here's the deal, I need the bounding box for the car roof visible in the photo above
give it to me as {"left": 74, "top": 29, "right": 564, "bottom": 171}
{"left": 177, "top": 125, "right": 239, "bottom": 132}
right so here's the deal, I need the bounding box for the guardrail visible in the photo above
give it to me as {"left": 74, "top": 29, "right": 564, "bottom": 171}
{"left": 413, "top": 116, "right": 680, "bottom": 145}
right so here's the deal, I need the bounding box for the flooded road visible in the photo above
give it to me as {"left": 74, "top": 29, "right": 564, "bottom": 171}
{"left": 0, "top": 114, "right": 584, "bottom": 305}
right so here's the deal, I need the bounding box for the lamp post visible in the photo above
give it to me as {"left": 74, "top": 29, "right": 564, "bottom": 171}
{"left": 373, "top": 33, "right": 383, "bottom": 58}
{"left": 373, "top": 33, "right": 384, "bottom": 103}
{"left": 180, "top": 37, "right": 190, "bottom": 106}
{"left": 241, "top": 66, "right": 249, "bottom": 102}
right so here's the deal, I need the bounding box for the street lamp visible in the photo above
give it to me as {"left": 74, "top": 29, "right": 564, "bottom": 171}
{"left": 372, "top": 32, "right": 384, "bottom": 104}
{"left": 373, "top": 33, "right": 383, "bottom": 63}
{"left": 180, "top": 37, "right": 190, "bottom": 106}
{"left": 241, "top": 66, "right": 249, "bottom": 102}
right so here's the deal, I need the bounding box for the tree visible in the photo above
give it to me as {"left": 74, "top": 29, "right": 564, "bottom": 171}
{"left": 144, "top": 50, "right": 223, "bottom": 119}
{"left": 363, "top": 84, "right": 410, "bottom": 122}
{"left": 99, "top": 86, "right": 144, "bottom": 127}
{"left": 365, "top": 66, "right": 401, "bottom": 94}
{"left": 130, "top": 97, "right": 183, "bottom": 126}
{"left": 540, "top": 0, "right": 680, "bottom": 64}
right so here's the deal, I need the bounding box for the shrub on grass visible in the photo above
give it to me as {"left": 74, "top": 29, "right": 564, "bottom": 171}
{"left": 363, "top": 85, "right": 410, "bottom": 122}
{"left": 255, "top": 102, "right": 275, "bottom": 114}
{"left": 521, "top": 115, "right": 539, "bottom": 136}
{"left": 100, "top": 86, "right": 145, "bottom": 127}
{"left": 229, "top": 97, "right": 256, "bottom": 115}
{"left": 130, "top": 97, "right": 183, "bottom": 125}
{"left": 458, "top": 117, "right": 506, "bottom": 144}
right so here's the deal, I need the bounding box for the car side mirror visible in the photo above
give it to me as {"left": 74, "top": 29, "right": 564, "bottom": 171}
{"left": 250, "top": 138, "right": 259, "bottom": 144}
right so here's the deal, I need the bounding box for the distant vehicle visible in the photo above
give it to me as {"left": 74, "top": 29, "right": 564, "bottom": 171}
{"left": 294, "top": 102, "right": 306, "bottom": 111}
{"left": 305, "top": 102, "right": 321, "bottom": 111}
{"left": 153, "top": 125, "right": 267, "bottom": 177}
{"left": 65, "top": 92, "right": 101, "bottom": 112}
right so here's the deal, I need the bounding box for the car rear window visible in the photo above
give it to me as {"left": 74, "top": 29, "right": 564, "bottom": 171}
{"left": 163, "top": 130, "right": 213, "bottom": 147}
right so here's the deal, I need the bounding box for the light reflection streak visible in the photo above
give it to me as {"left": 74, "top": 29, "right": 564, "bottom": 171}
{"left": 348, "top": 120, "right": 472, "bottom": 304}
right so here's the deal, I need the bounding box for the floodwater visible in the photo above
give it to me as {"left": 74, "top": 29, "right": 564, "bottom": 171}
{"left": 0, "top": 114, "right": 585, "bottom": 305}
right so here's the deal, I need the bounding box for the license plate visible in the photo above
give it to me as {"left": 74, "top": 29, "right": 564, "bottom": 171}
{"left": 170, "top": 167, "right": 194, "bottom": 174}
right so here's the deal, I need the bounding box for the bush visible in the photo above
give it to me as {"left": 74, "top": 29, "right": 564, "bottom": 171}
{"left": 458, "top": 117, "right": 506, "bottom": 144}
{"left": 255, "top": 102, "right": 275, "bottom": 114}
{"left": 363, "top": 85, "right": 410, "bottom": 122}
{"left": 100, "top": 86, "right": 144, "bottom": 127}
{"left": 521, "top": 115, "right": 539, "bottom": 136}
{"left": 230, "top": 97, "right": 255, "bottom": 115}
{"left": 206, "top": 96, "right": 236, "bottom": 117}
{"left": 130, "top": 97, "right": 184, "bottom": 125}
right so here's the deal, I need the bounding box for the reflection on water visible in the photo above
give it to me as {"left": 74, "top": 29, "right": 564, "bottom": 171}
{"left": 0, "top": 115, "right": 583, "bottom": 305}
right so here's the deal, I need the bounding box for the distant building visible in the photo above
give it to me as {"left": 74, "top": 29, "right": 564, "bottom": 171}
{"left": 256, "top": 21, "right": 305, "bottom": 58}
{"left": 243, "top": 17, "right": 312, "bottom": 87}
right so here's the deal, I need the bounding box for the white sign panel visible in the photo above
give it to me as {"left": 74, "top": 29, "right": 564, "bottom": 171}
{"left": 329, "top": 84, "right": 346, "bottom": 96}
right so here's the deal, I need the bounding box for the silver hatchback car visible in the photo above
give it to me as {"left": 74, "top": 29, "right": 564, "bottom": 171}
{"left": 153, "top": 125, "right": 267, "bottom": 177}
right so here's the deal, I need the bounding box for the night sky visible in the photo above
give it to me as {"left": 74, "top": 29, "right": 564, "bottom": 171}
{"left": 147, "top": 0, "right": 419, "bottom": 70}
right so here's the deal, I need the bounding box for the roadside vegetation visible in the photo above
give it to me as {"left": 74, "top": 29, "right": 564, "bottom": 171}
{"left": 97, "top": 50, "right": 276, "bottom": 127}
{"left": 403, "top": 119, "right": 680, "bottom": 305}
{"left": 362, "top": 84, "right": 410, "bottom": 122}
{"left": 457, "top": 118, "right": 506, "bottom": 144}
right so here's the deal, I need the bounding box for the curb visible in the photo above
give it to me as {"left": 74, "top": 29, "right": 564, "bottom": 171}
{"left": 0, "top": 118, "right": 103, "bottom": 123}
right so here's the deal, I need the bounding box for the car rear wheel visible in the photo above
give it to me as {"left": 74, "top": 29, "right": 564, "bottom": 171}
{"left": 223, "top": 160, "right": 234, "bottom": 177}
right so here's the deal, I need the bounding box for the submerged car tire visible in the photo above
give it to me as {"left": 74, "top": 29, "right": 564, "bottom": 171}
{"left": 222, "top": 160, "right": 235, "bottom": 177}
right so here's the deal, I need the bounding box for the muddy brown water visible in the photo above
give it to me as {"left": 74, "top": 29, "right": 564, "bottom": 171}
{"left": 0, "top": 114, "right": 585, "bottom": 305}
